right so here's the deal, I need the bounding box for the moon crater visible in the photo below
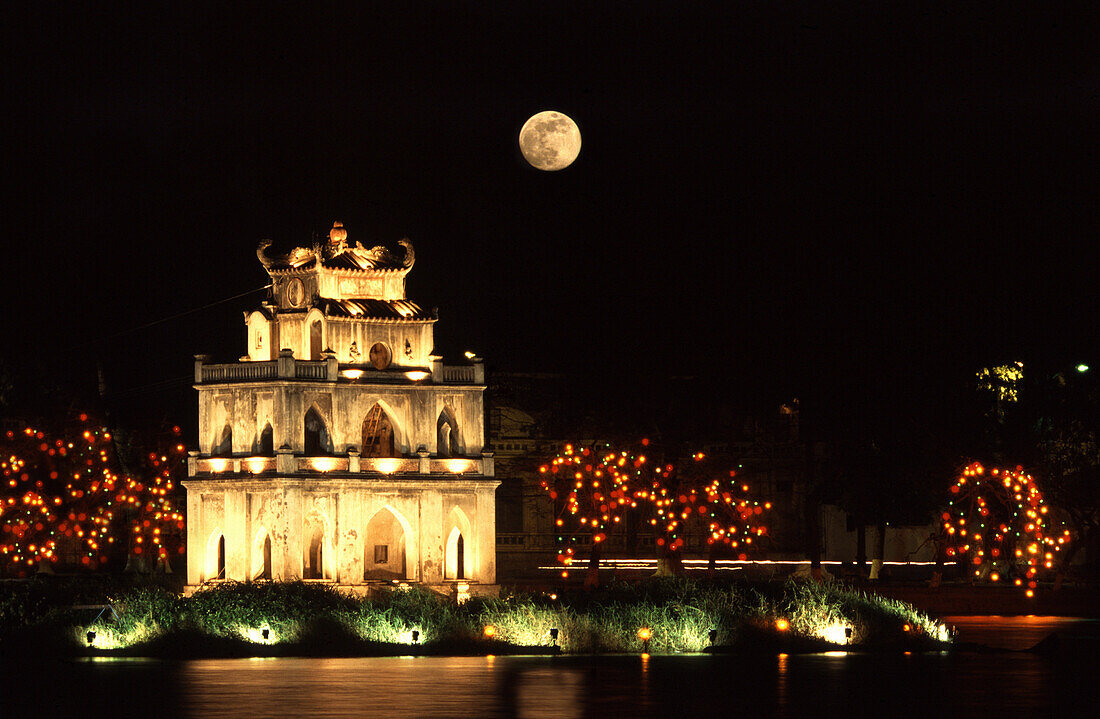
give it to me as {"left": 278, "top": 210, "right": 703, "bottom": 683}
{"left": 519, "top": 111, "right": 581, "bottom": 171}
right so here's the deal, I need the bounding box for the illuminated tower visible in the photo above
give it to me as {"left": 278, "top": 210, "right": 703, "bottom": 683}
{"left": 182, "top": 221, "right": 497, "bottom": 596}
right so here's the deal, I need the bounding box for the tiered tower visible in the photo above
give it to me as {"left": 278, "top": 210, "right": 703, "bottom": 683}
{"left": 183, "top": 222, "right": 497, "bottom": 596}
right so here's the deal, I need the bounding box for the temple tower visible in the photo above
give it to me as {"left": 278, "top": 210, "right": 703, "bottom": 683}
{"left": 182, "top": 221, "right": 497, "bottom": 596}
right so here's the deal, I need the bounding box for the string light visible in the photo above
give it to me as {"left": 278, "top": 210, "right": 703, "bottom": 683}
{"left": 539, "top": 441, "right": 770, "bottom": 575}
{"left": 0, "top": 415, "right": 186, "bottom": 574}
{"left": 943, "top": 462, "right": 1065, "bottom": 597}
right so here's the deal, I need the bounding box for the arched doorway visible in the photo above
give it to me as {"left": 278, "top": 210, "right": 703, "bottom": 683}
{"left": 310, "top": 320, "right": 323, "bottom": 360}
{"left": 364, "top": 507, "right": 408, "bottom": 580}
{"left": 304, "top": 406, "right": 332, "bottom": 455}
{"left": 361, "top": 404, "right": 396, "bottom": 458}
{"left": 304, "top": 521, "right": 325, "bottom": 579}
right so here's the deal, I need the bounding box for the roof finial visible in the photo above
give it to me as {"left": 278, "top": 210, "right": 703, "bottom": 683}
{"left": 328, "top": 221, "right": 348, "bottom": 252}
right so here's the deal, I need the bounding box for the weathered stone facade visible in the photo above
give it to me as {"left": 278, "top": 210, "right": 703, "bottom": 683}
{"left": 183, "top": 222, "right": 498, "bottom": 595}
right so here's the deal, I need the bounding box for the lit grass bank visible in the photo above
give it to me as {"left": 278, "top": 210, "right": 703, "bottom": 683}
{"left": 0, "top": 578, "right": 951, "bottom": 657}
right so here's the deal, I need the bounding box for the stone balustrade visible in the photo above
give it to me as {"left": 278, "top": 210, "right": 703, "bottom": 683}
{"left": 190, "top": 452, "right": 493, "bottom": 477}
{"left": 195, "top": 353, "right": 482, "bottom": 385}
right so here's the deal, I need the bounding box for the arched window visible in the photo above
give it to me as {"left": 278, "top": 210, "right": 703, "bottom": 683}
{"left": 310, "top": 320, "right": 323, "bottom": 360}
{"left": 361, "top": 404, "right": 396, "bottom": 458}
{"left": 252, "top": 529, "right": 272, "bottom": 581}
{"left": 437, "top": 409, "right": 461, "bottom": 457}
{"left": 305, "top": 523, "right": 325, "bottom": 579}
{"left": 446, "top": 527, "right": 466, "bottom": 579}
{"left": 256, "top": 423, "right": 274, "bottom": 456}
{"left": 217, "top": 536, "right": 226, "bottom": 580}
{"left": 445, "top": 506, "right": 472, "bottom": 580}
{"left": 213, "top": 424, "right": 233, "bottom": 457}
{"left": 456, "top": 535, "right": 465, "bottom": 579}
{"left": 304, "top": 406, "right": 332, "bottom": 455}
{"left": 262, "top": 535, "right": 272, "bottom": 580}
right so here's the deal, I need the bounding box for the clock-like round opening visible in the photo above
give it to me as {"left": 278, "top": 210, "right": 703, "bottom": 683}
{"left": 369, "top": 342, "right": 391, "bottom": 370}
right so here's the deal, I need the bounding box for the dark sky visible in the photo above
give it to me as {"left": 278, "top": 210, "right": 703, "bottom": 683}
{"left": 4, "top": 3, "right": 1097, "bottom": 439}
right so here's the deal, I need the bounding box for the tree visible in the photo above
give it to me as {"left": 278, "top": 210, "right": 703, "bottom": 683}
{"left": 539, "top": 440, "right": 655, "bottom": 588}
{"left": 973, "top": 361, "right": 1099, "bottom": 582}
{"left": 941, "top": 462, "right": 1068, "bottom": 596}
{"left": 1034, "top": 368, "right": 1099, "bottom": 582}
{"left": 0, "top": 414, "right": 186, "bottom": 576}
{"left": 646, "top": 451, "right": 770, "bottom": 574}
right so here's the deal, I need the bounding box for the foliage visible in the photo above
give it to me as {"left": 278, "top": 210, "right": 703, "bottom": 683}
{"left": 539, "top": 441, "right": 655, "bottom": 579}
{"left": 647, "top": 452, "right": 770, "bottom": 557}
{"left": 942, "top": 462, "right": 1068, "bottom": 594}
{"left": 0, "top": 577, "right": 950, "bottom": 655}
{"left": 0, "top": 415, "right": 185, "bottom": 575}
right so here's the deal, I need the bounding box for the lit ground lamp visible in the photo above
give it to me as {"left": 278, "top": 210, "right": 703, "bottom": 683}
{"left": 775, "top": 618, "right": 790, "bottom": 632}
{"left": 638, "top": 627, "right": 652, "bottom": 653}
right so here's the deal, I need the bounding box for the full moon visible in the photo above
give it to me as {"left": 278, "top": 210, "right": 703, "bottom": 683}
{"left": 518, "top": 111, "right": 582, "bottom": 171}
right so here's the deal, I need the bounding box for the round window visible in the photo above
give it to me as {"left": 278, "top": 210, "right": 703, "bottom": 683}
{"left": 286, "top": 278, "right": 305, "bottom": 307}
{"left": 369, "top": 342, "right": 391, "bottom": 370}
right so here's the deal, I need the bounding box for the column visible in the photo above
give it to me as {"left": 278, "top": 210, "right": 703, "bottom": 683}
{"left": 419, "top": 489, "right": 444, "bottom": 584}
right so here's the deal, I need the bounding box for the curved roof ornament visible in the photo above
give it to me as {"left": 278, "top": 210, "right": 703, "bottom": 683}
{"left": 398, "top": 239, "right": 415, "bottom": 269}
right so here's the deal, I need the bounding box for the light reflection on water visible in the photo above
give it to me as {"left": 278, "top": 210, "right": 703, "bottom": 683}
{"left": 7, "top": 617, "right": 1099, "bottom": 719}
{"left": 178, "top": 655, "right": 587, "bottom": 719}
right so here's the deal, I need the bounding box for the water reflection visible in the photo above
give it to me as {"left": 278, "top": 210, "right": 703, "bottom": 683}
{"left": 7, "top": 616, "right": 1099, "bottom": 719}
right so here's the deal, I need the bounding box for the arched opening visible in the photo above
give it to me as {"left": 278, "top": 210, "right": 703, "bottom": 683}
{"left": 255, "top": 423, "right": 274, "bottom": 456}
{"left": 252, "top": 528, "right": 272, "bottom": 581}
{"left": 446, "top": 527, "right": 465, "bottom": 579}
{"left": 361, "top": 404, "right": 396, "bottom": 458}
{"left": 262, "top": 536, "right": 271, "bottom": 579}
{"left": 304, "top": 521, "right": 325, "bottom": 579}
{"left": 445, "top": 506, "right": 472, "bottom": 580}
{"left": 310, "top": 320, "right": 323, "bottom": 360}
{"left": 213, "top": 424, "right": 233, "bottom": 456}
{"left": 364, "top": 507, "right": 408, "bottom": 580}
{"left": 304, "top": 406, "right": 332, "bottom": 455}
{"left": 437, "top": 408, "right": 461, "bottom": 457}
{"left": 456, "top": 535, "right": 465, "bottom": 579}
{"left": 217, "top": 536, "right": 226, "bottom": 580}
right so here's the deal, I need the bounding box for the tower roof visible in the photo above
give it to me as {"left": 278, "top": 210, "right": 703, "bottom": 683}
{"left": 257, "top": 222, "right": 415, "bottom": 275}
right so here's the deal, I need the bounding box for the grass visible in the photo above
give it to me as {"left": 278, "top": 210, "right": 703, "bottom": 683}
{"left": 0, "top": 576, "right": 951, "bottom": 657}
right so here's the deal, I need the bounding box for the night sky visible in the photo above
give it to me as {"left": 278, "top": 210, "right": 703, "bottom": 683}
{"left": 5, "top": 4, "right": 1097, "bottom": 443}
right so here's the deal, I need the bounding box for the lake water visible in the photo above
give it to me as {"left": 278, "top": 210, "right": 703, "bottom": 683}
{"left": 7, "top": 617, "right": 1098, "bottom": 718}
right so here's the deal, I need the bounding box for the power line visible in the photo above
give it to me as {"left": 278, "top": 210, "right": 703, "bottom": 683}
{"left": 67, "top": 284, "right": 272, "bottom": 354}
{"left": 105, "top": 284, "right": 273, "bottom": 341}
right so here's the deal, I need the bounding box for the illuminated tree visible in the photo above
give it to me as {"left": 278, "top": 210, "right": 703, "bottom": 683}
{"left": 647, "top": 452, "right": 770, "bottom": 574}
{"left": 0, "top": 415, "right": 186, "bottom": 576}
{"left": 539, "top": 441, "right": 655, "bottom": 588}
{"left": 942, "top": 462, "right": 1068, "bottom": 596}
